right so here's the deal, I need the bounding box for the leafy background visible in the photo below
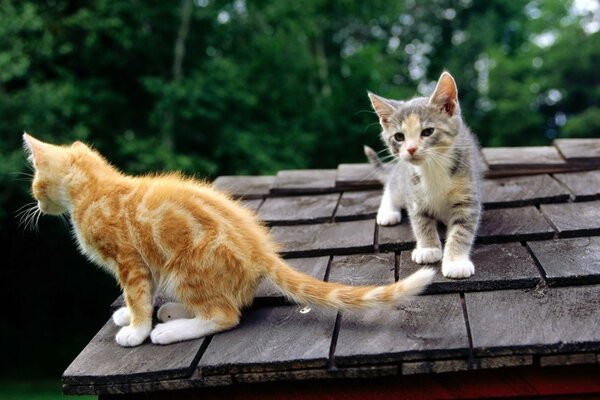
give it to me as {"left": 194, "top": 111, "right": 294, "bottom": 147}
{"left": 0, "top": 0, "right": 598, "bottom": 397}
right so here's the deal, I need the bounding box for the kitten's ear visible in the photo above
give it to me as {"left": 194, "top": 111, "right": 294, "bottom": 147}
{"left": 429, "top": 72, "right": 459, "bottom": 116}
{"left": 23, "top": 132, "right": 49, "bottom": 167}
{"left": 368, "top": 92, "right": 396, "bottom": 127}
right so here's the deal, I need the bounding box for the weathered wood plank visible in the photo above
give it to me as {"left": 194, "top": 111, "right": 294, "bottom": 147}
{"left": 398, "top": 243, "right": 541, "bottom": 293}
{"left": 269, "top": 170, "right": 338, "bottom": 194}
{"left": 270, "top": 219, "right": 375, "bottom": 257}
{"left": 196, "top": 305, "right": 337, "bottom": 375}
{"left": 334, "top": 191, "right": 382, "bottom": 221}
{"left": 527, "top": 237, "right": 600, "bottom": 286}
{"left": 335, "top": 163, "right": 381, "bottom": 189}
{"left": 477, "top": 206, "right": 555, "bottom": 243}
{"left": 62, "top": 319, "right": 206, "bottom": 385}
{"left": 254, "top": 256, "right": 330, "bottom": 304}
{"left": 63, "top": 374, "right": 232, "bottom": 396}
{"left": 554, "top": 138, "right": 600, "bottom": 164}
{"left": 258, "top": 193, "right": 339, "bottom": 225}
{"left": 540, "top": 201, "right": 600, "bottom": 238}
{"left": 334, "top": 293, "right": 469, "bottom": 366}
{"left": 401, "top": 355, "right": 533, "bottom": 375}
{"left": 553, "top": 170, "right": 600, "bottom": 201}
{"left": 482, "top": 146, "right": 567, "bottom": 171}
{"left": 377, "top": 217, "right": 415, "bottom": 251}
{"left": 465, "top": 285, "right": 600, "bottom": 356}
{"left": 234, "top": 365, "right": 397, "bottom": 384}
{"left": 328, "top": 253, "right": 395, "bottom": 286}
{"left": 241, "top": 199, "right": 263, "bottom": 212}
{"left": 482, "top": 174, "right": 570, "bottom": 208}
{"left": 212, "top": 176, "right": 274, "bottom": 199}
{"left": 539, "top": 353, "right": 597, "bottom": 367}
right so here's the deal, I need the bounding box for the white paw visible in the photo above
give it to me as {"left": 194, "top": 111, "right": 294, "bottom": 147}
{"left": 150, "top": 323, "right": 180, "bottom": 345}
{"left": 157, "top": 302, "right": 192, "bottom": 322}
{"left": 442, "top": 259, "right": 475, "bottom": 279}
{"left": 115, "top": 325, "right": 150, "bottom": 347}
{"left": 412, "top": 247, "right": 443, "bottom": 264}
{"left": 377, "top": 208, "right": 402, "bottom": 226}
{"left": 112, "top": 307, "right": 131, "bottom": 327}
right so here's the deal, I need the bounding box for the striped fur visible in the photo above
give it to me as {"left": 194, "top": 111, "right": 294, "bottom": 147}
{"left": 22, "top": 133, "right": 435, "bottom": 347}
{"left": 366, "top": 72, "right": 483, "bottom": 279}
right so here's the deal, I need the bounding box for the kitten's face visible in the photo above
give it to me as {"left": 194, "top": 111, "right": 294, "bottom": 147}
{"left": 369, "top": 72, "right": 462, "bottom": 166}
{"left": 23, "top": 134, "right": 73, "bottom": 215}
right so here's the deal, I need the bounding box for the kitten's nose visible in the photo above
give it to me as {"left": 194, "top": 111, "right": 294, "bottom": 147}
{"left": 407, "top": 147, "right": 417, "bottom": 156}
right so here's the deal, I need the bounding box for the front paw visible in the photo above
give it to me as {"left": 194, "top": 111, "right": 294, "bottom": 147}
{"left": 442, "top": 259, "right": 475, "bottom": 279}
{"left": 115, "top": 325, "right": 150, "bottom": 347}
{"left": 112, "top": 307, "right": 131, "bottom": 327}
{"left": 412, "top": 247, "right": 443, "bottom": 264}
{"left": 151, "top": 322, "right": 179, "bottom": 345}
{"left": 377, "top": 208, "right": 402, "bottom": 226}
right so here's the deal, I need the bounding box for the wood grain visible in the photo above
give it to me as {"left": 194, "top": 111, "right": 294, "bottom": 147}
{"left": 62, "top": 319, "right": 206, "bottom": 385}
{"left": 398, "top": 243, "right": 542, "bottom": 293}
{"left": 553, "top": 170, "right": 600, "bottom": 201}
{"left": 258, "top": 193, "right": 339, "bottom": 225}
{"left": 334, "top": 190, "right": 382, "bottom": 221}
{"left": 328, "top": 253, "right": 395, "bottom": 285}
{"left": 477, "top": 206, "right": 554, "bottom": 243}
{"left": 334, "top": 293, "right": 469, "bottom": 366}
{"left": 540, "top": 201, "right": 600, "bottom": 238}
{"left": 554, "top": 138, "right": 600, "bottom": 163}
{"left": 212, "top": 176, "right": 274, "bottom": 199}
{"left": 335, "top": 163, "right": 382, "bottom": 189}
{"left": 465, "top": 285, "right": 600, "bottom": 356}
{"left": 527, "top": 237, "right": 600, "bottom": 285}
{"left": 482, "top": 174, "right": 570, "bottom": 208}
{"left": 270, "top": 219, "right": 375, "bottom": 257}
{"left": 269, "top": 169, "right": 338, "bottom": 194}
{"left": 196, "top": 305, "right": 337, "bottom": 375}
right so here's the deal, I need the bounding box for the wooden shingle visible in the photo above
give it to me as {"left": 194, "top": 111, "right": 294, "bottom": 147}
{"left": 334, "top": 294, "right": 469, "bottom": 366}
{"left": 270, "top": 170, "right": 338, "bottom": 194}
{"left": 540, "top": 201, "right": 600, "bottom": 237}
{"left": 466, "top": 286, "right": 600, "bottom": 356}
{"left": 398, "top": 243, "right": 541, "bottom": 293}
{"left": 270, "top": 219, "right": 375, "bottom": 257}
{"left": 527, "top": 237, "right": 600, "bottom": 285}
{"left": 213, "top": 176, "right": 274, "bottom": 199}
{"left": 482, "top": 174, "right": 570, "bottom": 208}
{"left": 197, "top": 305, "right": 337, "bottom": 375}
{"left": 258, "top": 193, "right": 339, "bottom": 225}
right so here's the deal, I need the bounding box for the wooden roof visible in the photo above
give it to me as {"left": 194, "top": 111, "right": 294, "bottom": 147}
{"left": 62, "top": 139, "right": 600, "bottom": 396}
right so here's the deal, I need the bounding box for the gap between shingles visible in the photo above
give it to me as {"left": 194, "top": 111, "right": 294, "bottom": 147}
{"left": 323, "top": 255, "right": 334, "bottom": 282}
{"left": 327, "top": 311, "right": 343, "bottom": 369}
{"left": 548, "top": 173, "right": 576, "bottom": 202}
{"left": 394, "top": 252, "right": 400, "bottom": 282}
{"left": 189, "top": 335, "right": 214, "bottom": 376}
{"left": 521, "top": 240, "right": 549, "bottom": 283}
{"left": 535, "top": 203, "right": 560, "bottom": 239}
{"left": 459, "top": 293, "right": 475, "bottom": 368}
{"left": 329, "top": 192, "right": 343, "bottom": 223}
{"left": 373, "top": 222, "right": 380, "bottom": 253}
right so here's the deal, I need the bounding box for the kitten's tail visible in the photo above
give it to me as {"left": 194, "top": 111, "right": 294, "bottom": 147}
{"left": 363, "top": 145, "right": 388, "bottom": 183}
{"left": 263, "top": 254, "right": 435, "bottom": 310}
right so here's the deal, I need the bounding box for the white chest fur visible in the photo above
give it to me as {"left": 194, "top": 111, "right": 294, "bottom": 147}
{"left": 414, "top": 161, "right": 454, "bottom": 221}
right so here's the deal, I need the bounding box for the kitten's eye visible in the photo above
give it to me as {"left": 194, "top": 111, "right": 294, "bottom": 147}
{"left": 421, "top": 128, "right": 434, "bottom": 137}
{"left": 393, "top": 132, "right": 405, "bottom": 142}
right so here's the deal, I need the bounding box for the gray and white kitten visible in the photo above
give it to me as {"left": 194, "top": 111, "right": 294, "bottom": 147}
{"left": 365, "top": 71, "right": 482, "bottom": 279}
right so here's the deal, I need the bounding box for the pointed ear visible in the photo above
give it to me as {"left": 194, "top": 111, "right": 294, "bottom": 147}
{"left": 429, "top": 72, "right": 459, "bottom": 116}
{"left": 23, "top": 132, "right": 48, "bottom": 167}
{"left": 368, "top": 92, "right": 397, "bottom": 126}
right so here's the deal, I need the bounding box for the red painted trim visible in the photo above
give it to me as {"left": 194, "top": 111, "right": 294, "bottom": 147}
{"left": 101, "top": 365, "right": 600, "bottom": 400}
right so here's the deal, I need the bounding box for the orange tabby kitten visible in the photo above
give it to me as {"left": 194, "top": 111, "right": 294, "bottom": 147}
{"left": 22, "top": 133, "right": 435, "bottom": 347}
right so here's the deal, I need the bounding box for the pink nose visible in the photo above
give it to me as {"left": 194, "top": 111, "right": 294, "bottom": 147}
{"left": 407, "top": 147, "right": 417, "bottom": 156}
